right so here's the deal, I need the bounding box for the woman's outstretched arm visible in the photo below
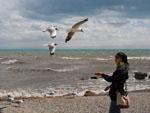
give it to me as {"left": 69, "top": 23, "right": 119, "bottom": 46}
{"left": 102, "top": 74, "right": 113, "bottom": 82}
{"left": 95, "top": 73, "right": 113, "bottom": 82}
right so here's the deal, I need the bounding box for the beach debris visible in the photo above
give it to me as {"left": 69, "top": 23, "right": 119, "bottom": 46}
{"left": 12, "top": 99, "right": 24, "bottom": 105}
{"left": 11, "top": 99, "right": 24, "bottom": 107}
{"left": 7, "top": 95, "right": 15, "bottom": 102}
{"left": 63, "top": 93, "right": 76, "bottom": 99}
{"left": 65, "top": 18, "right": 88, "bottom": 43}
{"left": 42, "top": 26, "right": 58, "bottom": 39}
{"left": 134, "top": 72, "right": 148, "bottom": 80}
{"left": 84, "top": 91, "right": 98, "bottom": 96}
{"left": 6, "top": 95, "right": 24, "bottom": 107}
{"left": 44, "top": 92, "right": 55, "bottom": 97}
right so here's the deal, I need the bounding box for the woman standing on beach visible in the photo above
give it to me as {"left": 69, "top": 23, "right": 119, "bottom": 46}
{"left": 95, "top": 52, "right": 129, "bottom": 113}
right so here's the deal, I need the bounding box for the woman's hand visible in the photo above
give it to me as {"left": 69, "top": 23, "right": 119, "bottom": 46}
{"left": 94, "top": 72, "right": 104, "bottom": 77}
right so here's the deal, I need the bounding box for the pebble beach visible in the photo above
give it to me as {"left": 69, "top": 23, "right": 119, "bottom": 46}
{"left": 0, "top": 90, "right": 149, "bottom": 113}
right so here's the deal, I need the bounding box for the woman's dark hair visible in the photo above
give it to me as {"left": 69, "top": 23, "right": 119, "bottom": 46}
{"left": 115, "top": 52, "right": 128, "bottom": 64}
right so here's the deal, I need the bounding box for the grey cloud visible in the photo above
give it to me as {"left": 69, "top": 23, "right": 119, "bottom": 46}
{"left": 0, "top": 0, "right": 150, "bottom": 49}
{"left": 20, "top": 0, "right": 150, "bottom": 21}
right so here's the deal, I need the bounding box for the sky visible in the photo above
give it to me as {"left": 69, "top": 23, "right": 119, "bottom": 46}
{"left": 0, "top": 0, "right": 150, "bottom": 49}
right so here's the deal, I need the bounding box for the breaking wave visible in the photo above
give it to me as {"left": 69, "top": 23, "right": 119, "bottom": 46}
{"left": 44, "top": 67, "right": 79, "bottom": 72}
{"left": 93, "top": 56, "right": 150, "bottom": 61}
{"left": 61, "top": 57, "right": 81, "bottom": 60}
{"left": 1, "top": 59, "right": 19, "bottom": 65}
{"left": 6, "top": 66, "right": 79, "bottom": 73}
{"left": 94, "top": 57, "right": 112, "bottom": 61}
{"left": 0, "top": 78, "right": 149, "bottom": 99}
{"left": 128, "top": 57, "right": 150, "bottom": 60}
{"left": 0, "top": 57, "right": 5, "bottom": 60}
{"left": 0, "top": 57, "right": 25, "bottom": 65}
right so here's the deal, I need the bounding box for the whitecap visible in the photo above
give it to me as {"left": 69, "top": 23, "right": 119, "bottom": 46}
{"left": 128, "top": 56, "right": 150, "bottom": 60}
{"left": 1, "top": 59, "right": 18, "bottom": 65}
{"left": 94, "top": 57, "right": 112, "bottom": 61}
{"left": 127, "top": 84, "right": 150, "bottom": 92}
{"left": 0, "top": 57, "right": 4, "bottom": 60}
{"left": 44, "top": 67, "right": 78, "bottom": 72}
{"left": 0, "top": 80, "right": 149, "bottom": 99}
{"left": 61, "top": 57, "right": 81, "bottom": 60}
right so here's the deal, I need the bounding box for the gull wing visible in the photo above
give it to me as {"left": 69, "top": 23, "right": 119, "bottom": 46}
{"left": 47, "top": 28, "right": 54, "bottom": 34}
{"left": 42, "top": 28, "right": 53, "bottom": 33}
{"left": 72, "top": 18, "right": 88, "bottom": 29}
{"left": 48, "top": 45, "right": 54, "bottom": 52}
{"left": 65, "top": 31, "right": 75, "bottom": 43}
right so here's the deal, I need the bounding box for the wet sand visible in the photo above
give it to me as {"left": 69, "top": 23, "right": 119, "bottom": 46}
{"left": 0, "top": 90, "right": 149, "bottom": 113}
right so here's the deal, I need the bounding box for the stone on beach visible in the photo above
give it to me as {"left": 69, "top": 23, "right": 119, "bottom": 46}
{"left": 134, "top": 72, "right": 148, "bottom": 80}
{"left": 84, "top": 91, "right": 98, "bottom": 96}
{"left": 12, "top": 99, "right": 24, "bottom": 105}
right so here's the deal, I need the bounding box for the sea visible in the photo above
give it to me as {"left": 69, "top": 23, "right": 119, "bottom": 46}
{"left": 0, "top": 49, "right": 150, "bottom": 98}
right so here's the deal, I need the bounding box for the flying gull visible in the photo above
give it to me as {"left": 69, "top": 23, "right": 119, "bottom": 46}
{"left": 43, "top": 26, "right": 58, "bottom": 39}
{"left": 47, "top": 43, "right": 58, "bottom": 55}
{"left": 65, "top": 18, "right": 88, "bottom": 43}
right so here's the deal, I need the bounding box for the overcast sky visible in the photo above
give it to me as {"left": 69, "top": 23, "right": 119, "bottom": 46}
{"left": 0, "top": 0, "right": 150, "bottom": 49}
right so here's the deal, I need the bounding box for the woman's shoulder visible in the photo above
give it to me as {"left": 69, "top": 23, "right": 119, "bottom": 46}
{"left": 118, "top": 63, "right": 129, "bottom": 71}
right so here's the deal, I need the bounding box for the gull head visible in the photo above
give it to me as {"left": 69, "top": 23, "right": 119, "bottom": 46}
{"left": 78, "top": 27, "right": 84, "bottom": 32}
{"left": 54, "top": 43, "right": 58, "bottom": 46}
{"left": 53, "top": 26, "right": 58, "bottom": 30}
{"left": 81, "top": 29, "right": 84, "bottom": 32}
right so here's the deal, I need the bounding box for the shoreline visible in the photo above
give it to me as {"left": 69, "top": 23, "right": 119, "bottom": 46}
{"left": 0, "top": 90, "right": 149, "bottom": 113}
{"left": 0, "top": 89, "right": 149, "bottom": 101}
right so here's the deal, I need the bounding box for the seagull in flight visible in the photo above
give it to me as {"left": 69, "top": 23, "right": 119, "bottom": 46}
{"left": 43, "top": 26, "right": 58, "bottom": 39}
{"left": 47, "top": 43, "right": 58, "bottom": 55}
{"left": 65, "top": 18, "right": 88, "bottom": 43}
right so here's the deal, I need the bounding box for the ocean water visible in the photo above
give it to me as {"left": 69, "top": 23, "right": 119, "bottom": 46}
{"left": 0, "top": 49, "right": 150, "bottom": 98}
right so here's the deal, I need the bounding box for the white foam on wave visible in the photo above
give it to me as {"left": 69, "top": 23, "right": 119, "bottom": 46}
{"left": 61, "top": 57, "right": 81, "bottom": 60}
{"left": 44, "top": 67, "right": 79, "bottom": 72}
{"left": 0, "top": 89, "right": 43, "bottom": 98}
{"left": 127, "top": 84, "right": 150, "bottom": 92}
{"left": 95, "top": 57, "right": 112, "bottom": 61}
{"left": 0, "top": 57, "right": 4, "bottom": 60}
{"left": 42, "top": 78, "right": 150, "bottom": 97}
{"left": 0, "top": 79, "right": 106, "bottom": 98}
{"left": 128, "top": 56, "right": 150, "bottom": 60}
{"left": 42, "top": 84, "right": 104, "bottom": 97}
{"left": 5, "top": 66, "right": 79, "bottom": 72}
{"left": 0, "top": 57, "right": 9, "bottom": 61}
{"left": 0, "top": 79, "right": 149, "bottom": 98}
{"left": 1, "top": 59, "right": 18, "bottom": 65}
{"left": 93, "top": 56, "right": 150, "bottom": 61}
